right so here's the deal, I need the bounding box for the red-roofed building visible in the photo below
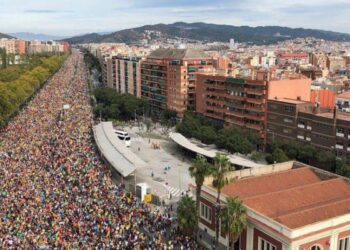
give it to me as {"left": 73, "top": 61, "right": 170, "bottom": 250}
{"left": 277, "top": 52, "right": 309, "bottom": 65}
{"left": 197, "top": 161, "right": 350, "bottom": 249}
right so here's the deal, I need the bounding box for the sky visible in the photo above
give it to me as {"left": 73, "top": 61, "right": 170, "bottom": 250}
{"left": 0, "top": 0, "right": 349, "bottom": 37}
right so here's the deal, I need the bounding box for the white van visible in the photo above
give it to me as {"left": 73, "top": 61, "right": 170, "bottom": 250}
{"left": 114, "top": 130, "right": 131, "bottom": 147}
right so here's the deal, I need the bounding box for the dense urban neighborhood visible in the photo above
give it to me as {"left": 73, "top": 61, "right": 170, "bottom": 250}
{"left": 2, "top": 1, "right": 350, "bottom": 249}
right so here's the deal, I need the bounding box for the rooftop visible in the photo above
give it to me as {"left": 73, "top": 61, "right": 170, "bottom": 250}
{"left": 221, "top": 164, "right": 350, "bottom": 229}
{"left": 269, "top": 98, "right": 310, "bottom": 105}
{"left": 337, "top": 91, "right": 350, "bottom": 99}
{"left": 148, "top": 48, "right": 208, "bottom": 60}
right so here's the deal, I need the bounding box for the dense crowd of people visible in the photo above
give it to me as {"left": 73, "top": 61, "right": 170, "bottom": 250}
{"left": 0, "top": 51, "right": 200, "bottom": 249}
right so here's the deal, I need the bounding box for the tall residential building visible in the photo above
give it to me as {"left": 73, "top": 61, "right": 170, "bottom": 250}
{"left": 141, "top": 48, "right": 213, "bottom": 116}
{"left": 15, "top": 40, "right": 26, "bottom": 55}
{"left": 229, "top": 38, "right": 235, "bottom": 50}
{"left": 196, "top": 70, "right": 311, "bottom": 139}
{"left": 110, "top": 55, "right": 141, "bottom": 97}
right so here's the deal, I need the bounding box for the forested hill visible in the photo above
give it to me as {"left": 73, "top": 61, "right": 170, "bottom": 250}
{"left": 0, "top": 32, "right": 13, "bottom": 39}
{"left": 64, "top": 22, "right": 350, "bottom": 45}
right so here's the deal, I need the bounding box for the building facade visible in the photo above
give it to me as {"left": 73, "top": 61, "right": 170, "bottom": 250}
{"left": 110, "top": 55, "right": 141, "bottom": 97}
{"left": 198, "top": 161, "right": 350, "bottom": 250}
{"left": 196, "top": 71, "right": 311, "bottom": 139}
{"left": 267, "top": 98, "right": 350, "bottom": 156}
{"left": 141, "top": 48, "right": 213, "bottom": 116}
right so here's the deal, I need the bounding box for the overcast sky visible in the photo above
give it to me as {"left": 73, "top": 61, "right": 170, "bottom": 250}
{"left": 0, "top": 0, "right": 349, "bottom": 36}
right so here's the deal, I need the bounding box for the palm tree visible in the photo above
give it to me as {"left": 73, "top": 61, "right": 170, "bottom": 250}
{"left": 212, "top": 153, "right": 231, "bottom": 248}
{"left": 189, "top": 155, "right": 212, "bottom": 237}
{"left": 220, "top": 197, "right": 247, "bottom": 249}
{"left": 177, "top": 195, "right": 197, "bottom": 236}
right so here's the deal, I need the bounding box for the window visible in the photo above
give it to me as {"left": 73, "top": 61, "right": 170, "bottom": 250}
{"left": 200, "top": 203, "right": 212, "bottom": 222}
{"left": 284, "top": 105, "right": 295, "bottom": 112}
{"left": 310, "top": 246, "right": 322, "bottom": 250}
{"left": 259, "top": 238, "right": 276, "bottom": 250}
{"left": 283, "top": 118, "right": 293, "bottom": 124}
{"left": 339, "top": 237, "right": 350, "bottom": 250}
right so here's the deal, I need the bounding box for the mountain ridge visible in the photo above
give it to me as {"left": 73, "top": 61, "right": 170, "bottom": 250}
{"left": 0, "top": 32, "right": 13, "bottom": 39}
{"left": 63, "top": 22, "right": 350, "bottom": 45}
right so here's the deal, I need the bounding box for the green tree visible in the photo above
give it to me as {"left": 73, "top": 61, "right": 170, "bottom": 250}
{"left": 220, "top": 197, "right": 247, "bottom": 249}
{"left": 266, "top": 148, "right": 289, "bottom": 164}
{"left": 177, "top": 195, "right": 197, "bottom": 236}
{"left": 211, "top": 153, "right": 231, "bottom": 248}
{"left": 0, "top": 48, "right": 7, "bottom": 69}
{"left": 335, "top": 157, "right": 350, "bottom": 177}
{"left": 189, "top": 155, "right": 212, "bottom": 238}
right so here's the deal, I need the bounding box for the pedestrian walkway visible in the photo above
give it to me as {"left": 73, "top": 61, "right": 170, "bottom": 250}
{"left": 164, "top": 184, "right": 192, "bottom": 198}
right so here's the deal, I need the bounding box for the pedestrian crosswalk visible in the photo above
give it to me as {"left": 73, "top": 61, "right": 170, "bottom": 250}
{"left": 163, "top": 185, "right": 192, "bottom": 198}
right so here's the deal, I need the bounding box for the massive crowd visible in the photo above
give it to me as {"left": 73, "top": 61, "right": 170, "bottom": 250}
{"left": 0, "top": 51, "right": 200, "bottom": 249}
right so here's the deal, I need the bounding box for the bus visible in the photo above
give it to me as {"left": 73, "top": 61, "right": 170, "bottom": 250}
{"left": 114, "top": 130, "right": 131, "bottom": 147}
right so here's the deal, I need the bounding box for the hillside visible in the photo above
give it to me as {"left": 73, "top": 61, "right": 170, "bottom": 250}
{"left": 0, "top": 32, "right": 13, "bottom": 39}
{"left": 64, "top": 22, "right": 350, "bottom": 45}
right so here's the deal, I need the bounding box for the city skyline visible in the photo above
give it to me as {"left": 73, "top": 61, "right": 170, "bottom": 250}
{"left": 0, "top": 0, "right": 350, "bottom": 36}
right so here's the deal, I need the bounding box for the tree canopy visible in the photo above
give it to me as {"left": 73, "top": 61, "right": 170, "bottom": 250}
{"left": 0, "top": 55, "right": 67, "bottom": 128}
{"left": 93, "top": 87, "right": 149, "bottom": 121}
{"left": 176, "top": 112, "right": 261, "bottom": 154}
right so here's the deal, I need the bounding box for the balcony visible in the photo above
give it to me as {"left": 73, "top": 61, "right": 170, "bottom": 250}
{"left": 207, "top": 99, "right": 225, "bottom": 106}
{"left": 246, "top": 105, "right": 264, "bottom": 113}
{"left": 205, "top": 112, "right": 224, "bottom": 120}
{"left": 298, "top": 124, "right": 305, "bottom": 129}
{"left": 246, "top": 98, "right": 264, "bottom": 105}
{"left": 206, "top": 105, "right": 226, "bottom": 114}
{"left": 204, "top": 83, "right": 225, "bottom": 90}
{"left": 225, "top": 118, "right": 245, "bottom": 127}
{"left": 225, "top": 110, "right": 245, "bottom": 118}
{"left": 297, "top": 135, "right": 304, "bottom": 140}
{"left": 306, "top": 137, "right": 311, "bottom": 141}
{"left": 245, "top": 123, "right": 262, "bottom": 131}
{"left": 245, "top": 80, "right": 266, "bottom": 86}
{"left": 245, "top": 88, "right": 265, "bottom": 95}
{"left": 306, "top": 126, "right": 312, "bottom": 130}
{"left": 226, "top": 94, "right": 246, "bottom": 101}
{"left": 245, "top": 113, "right": 265, "bottom": 121}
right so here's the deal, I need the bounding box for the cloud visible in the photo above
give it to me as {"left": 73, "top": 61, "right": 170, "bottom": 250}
{"left": 24, "top": 9, "right": 71, "bottom": 14}
{"left": 0, "top": 0, "right": 349, "bottom": 36}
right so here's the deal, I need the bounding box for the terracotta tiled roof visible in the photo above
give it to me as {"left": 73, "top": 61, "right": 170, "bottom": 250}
{"left": 222, "top": 167, "right": 350, "bottom": 229}
{"left": 337, "top": 91, "right": 350, "bottom": 99}
{"left": 221, "top": 167, "right": 321, "bottom": 199}
{"left": 276, "top": 197, "right": 350, "bottom": 229}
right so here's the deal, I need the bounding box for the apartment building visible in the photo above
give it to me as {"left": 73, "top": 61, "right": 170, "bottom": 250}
{"left": 109, "top": 55, "right": 141, "bottom": 97}
{"left": 276, "top": 52, "right": 309, "bottom": 65}
{"left": 196, "top": 70, "right": 311, "bottom": 139}
{"left": 309, "top": 52, "right": 328, "bottom": 69}
{"left": 267, "top": 98, "right": 350, "bottom": 156}
{"left": 0, "top": 38, "right": 16, "bottom": 54}
{"left": 141, "top": 48, "right": 213, "bottom": 116}
{"left": 198, "top": 161, "right": 350, "bottom": 250}
{"left": 327, "top": 56, "right": 346, "bottom": 72}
